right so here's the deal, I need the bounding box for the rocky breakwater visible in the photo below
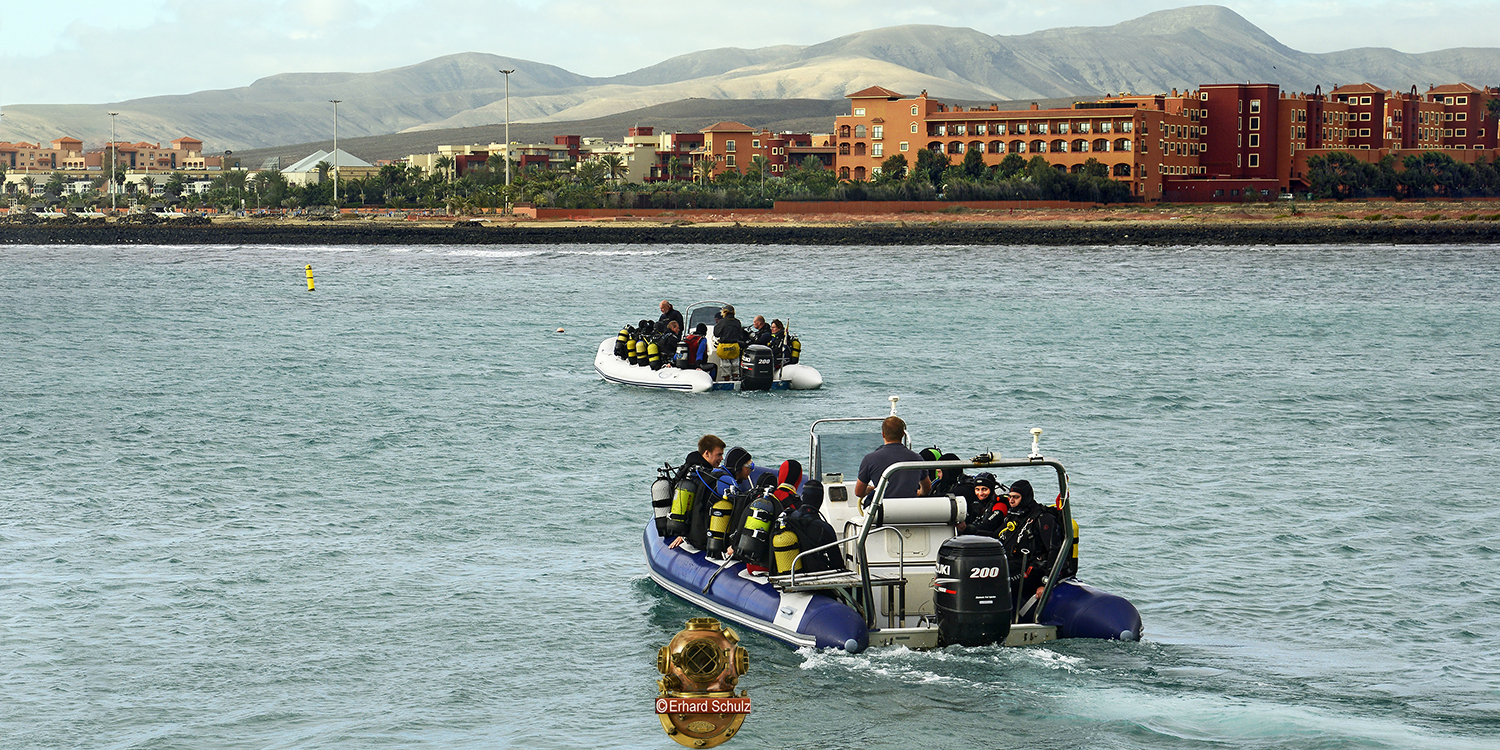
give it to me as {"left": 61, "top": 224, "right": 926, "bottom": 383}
{"left": 4, "top": 215, "right": 1500, "bottom": 246}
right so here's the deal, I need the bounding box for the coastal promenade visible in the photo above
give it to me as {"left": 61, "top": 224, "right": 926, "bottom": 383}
{"left": 4, "top": 201, "right": 1500, "bottom": 246}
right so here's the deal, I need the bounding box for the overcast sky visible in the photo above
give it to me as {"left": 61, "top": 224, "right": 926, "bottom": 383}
{"left": 2, "top": 1, "right": 1496, "bottom": 106}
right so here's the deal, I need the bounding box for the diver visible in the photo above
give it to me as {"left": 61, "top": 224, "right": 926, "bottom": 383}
{"left": 997, "top": 479, "right": 1066, "bottom": 622}
{"left": 667, "top": 435, "right": 726, "bottom": 550}
{"left": 965, "top": 473, "right": 1009, "bottom": 537}
{"left": 655, "top": 318, "right": 681, "bottom": 370}
{"left": 748, "top": 315, "right": 772, "bottom": 346}
{"left": 657, "top": 300, "right": 684, "bottom": 333}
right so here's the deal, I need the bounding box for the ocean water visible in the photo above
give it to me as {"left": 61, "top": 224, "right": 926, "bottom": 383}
{"left": 2, "top": 242, "right": 1498, "bottom": 750}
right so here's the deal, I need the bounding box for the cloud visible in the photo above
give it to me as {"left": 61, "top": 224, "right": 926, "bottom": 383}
{"left": 1, "top": 1, "right": 1496, "bottom": 106}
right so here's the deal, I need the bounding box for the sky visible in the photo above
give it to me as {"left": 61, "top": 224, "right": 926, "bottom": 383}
{"left": 1, "top": 0, "right": 1496, "bottom": 106}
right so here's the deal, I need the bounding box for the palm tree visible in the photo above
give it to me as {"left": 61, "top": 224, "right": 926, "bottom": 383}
{"left": 599, "top": 153, "right": 627, "bottom": 184}
{"left": 140, "top": 176, "right": 157, "bottom": 197}
{"left": 434, "top": 155, "right": 456, "bottom": 183}
{"left": 693, "top": 156, "right": 716, "bottom": 186}
{"left": 315, "top": 161, "right": 332, "bottom": 184}
{"left": 21, "top": 176, "right": 36, "bottom": 195}
{"left": 664, "top": 155, "right": 683, "bottom": 183}
{"left": 750, "top": 154, "right": 771, "bottom": 195}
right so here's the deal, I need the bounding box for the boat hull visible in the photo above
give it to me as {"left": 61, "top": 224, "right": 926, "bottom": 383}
{"left": 595, "top": 338, "right": 821, "bottom": 392}
{"left": 643, "top": 524, "right": 870, "bottom": 652}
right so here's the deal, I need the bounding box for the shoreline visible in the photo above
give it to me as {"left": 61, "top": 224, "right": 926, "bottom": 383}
{"left": 5, "top": 202, "right": 1500, "bottom": 246}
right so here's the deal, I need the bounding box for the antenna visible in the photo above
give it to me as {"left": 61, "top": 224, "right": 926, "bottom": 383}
{"left": 1029, "top": 428, "right": 1043, "bottom": 459}
{"left": 888, "top": 395, "right": 899, "bottom": 416}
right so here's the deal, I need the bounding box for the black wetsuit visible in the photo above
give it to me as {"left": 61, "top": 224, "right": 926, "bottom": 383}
{"left": 714, "top": 316, "right": 747, "bottom": 344}
{"left": 998, "top": 499, "right": 1066, "bottom": 618}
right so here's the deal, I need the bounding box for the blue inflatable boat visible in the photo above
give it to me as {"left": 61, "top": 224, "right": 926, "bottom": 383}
{"left": 643, "top": 401, "right": 1143, "bottom": 652}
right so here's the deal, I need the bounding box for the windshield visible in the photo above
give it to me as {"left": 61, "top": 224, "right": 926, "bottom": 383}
{"left": 812, "top": 431, "right": 884, "bottom": 479}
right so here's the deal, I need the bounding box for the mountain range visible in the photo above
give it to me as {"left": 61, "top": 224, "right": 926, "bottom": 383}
{"left": 3, "top": 5, "right": 1498, "bottom": 155}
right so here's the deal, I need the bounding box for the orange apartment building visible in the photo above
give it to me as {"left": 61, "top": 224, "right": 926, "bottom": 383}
{"left": 835, "top": 83, "right": 1499, "bottom": 201}
{"left": 697, "top": 122, "right": 834, "bottom": 178}
{"left": 3, "top": 134, "right": 233, "bottom": 194}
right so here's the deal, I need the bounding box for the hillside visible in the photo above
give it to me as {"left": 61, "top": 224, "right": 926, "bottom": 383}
{"left": 2, "top": 6, "right": 1496, "bottom": 153}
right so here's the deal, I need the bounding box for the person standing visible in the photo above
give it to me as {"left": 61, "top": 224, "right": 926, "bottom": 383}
{"left": 854, "top": 416, "right": 931, "bottom": 502}
{"left": 658, "top": 300, "right": 684, "bottom": 333}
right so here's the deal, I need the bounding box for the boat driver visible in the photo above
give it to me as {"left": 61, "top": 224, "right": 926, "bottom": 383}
{"left": 854, "top": 416, "right": 931, "bottom": 504}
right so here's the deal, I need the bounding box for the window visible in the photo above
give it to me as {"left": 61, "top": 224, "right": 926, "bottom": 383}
{"left": 726, "top": 155, "right": 735, "bottom": 167}
{"left": 752, "top": 139, "right": 760, "bottom": 149}
{"left": 1036, "top": 123, "right": 1048, "bottom": 134}
{"left": 911, "top": 122, "right": 918, "bottom": 133}
{"left": 974, "top": 124, "right": 986, "bottom": 135}
{"left": 872, "top": 143, "right": 883, "bottom": 157}
{"left": 1016, "top": 123, "right": 1027, "bottom": 134}
{"left": 1249, "top": 134, "right": 1260, "bottom": 147}
{"left": 899, "top": 142, "right": 909, "bottom": 151}
{"left": 854, "top": 125, "right": 866, "bottom": 138}
{"left": 1058, "top": 122, "right": 1069, "bottom": 134}
{"left": 911, "top": 105, "right": 919, "bottom": 116}
{"left": 1250, "top": 99, "right": 1261, "bottom": 113}
{"left": 1457, "top": 96, "right": 1468, "bottom": 105}
{"left": 1444, "top": 97, "right": 1454, "bottom": 105}
{"left": 726, "top": 140, "right": 736, "bottom": 152}
{"left": 1457, "top": 113, "right": 1466, "bottom": 121}
{"left": 1250, "top": 116, "right": 1260, "bottom": 130}
{"left": 872, "top": 125, "right": 883, "bottom": 139}
{"left": 1456, "top": 129, "right": 1466, "bottom": 137}
{"left": 1201, "top": 91, "right": 1209, "bottom": 100}
{"left": 995, "top": 124, "right": 1006, "bottom": 135}
{"left": 1360, "top": 96, "right": 1372, "bottom": 105}
{"left": 1359, "top": 128, "right": 1370, "bottom": 137}
{"left": 854, "top": 108, "right": 865, "bottom": 116}
{"left": 1360, "top": 112, "right": 1371, "bottom": 121}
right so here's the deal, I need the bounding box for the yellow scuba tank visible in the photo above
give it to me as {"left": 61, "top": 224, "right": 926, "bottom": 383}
{"left": 705, "top": 495, "right": 734, "bottom": 555}
{"left": 772, "top": 524, "right": 802, "bottom": 574}
{"left": 668, "top": 478, "right": 698, "bottom": 536}
{"left": 634, "top": 338, "right": 648, "bottom": 366}
{"left": 647, "top": 340, "right": 660, "bottom": 369}
{"left": 615, "top": 327, "right": 630, "bottom": 358}
{"left": 788, "top": 336, "right": 801, "bottom": 364}
{"left": 736, "top": 497, "right": 775, "bottom": 561}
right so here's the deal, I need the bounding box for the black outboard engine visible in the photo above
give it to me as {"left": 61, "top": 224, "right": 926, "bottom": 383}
{"left": 739, "top": 344, "right": 775, "bottom": 391}
{"left": 934, "top": 536, "right": 1012, "bottom": 647}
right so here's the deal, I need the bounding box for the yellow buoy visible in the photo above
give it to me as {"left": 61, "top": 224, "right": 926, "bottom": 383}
{"left": 305, "top": 264, "right": 315, "bottom": 292}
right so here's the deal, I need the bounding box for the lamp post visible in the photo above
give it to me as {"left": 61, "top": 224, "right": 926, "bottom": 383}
{"left": 108, "top": 111, "right": 119, "bottom": 213}
{"left": 499, "top": 69, "right": 514, "bottom": 208}
{"left": 328, "top": 99, "right": 341, "bottom": 205}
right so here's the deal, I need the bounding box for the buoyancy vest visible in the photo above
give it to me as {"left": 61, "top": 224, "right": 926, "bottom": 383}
{"left": 682, "top": 334, "right": 704, "bottom": 368}
{"left": 999, "top": 503, "right": 1065, "bottom": 590}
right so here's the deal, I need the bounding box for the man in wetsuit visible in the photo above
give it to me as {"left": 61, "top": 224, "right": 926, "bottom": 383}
{"left": 668, "top": 435, "right": 725, "bottom": 550}
{"left": 658, "top": 300, "right": 684, "bottom": 333}
{"left": 854, "top": 416, "right": 931, "bottom": 504}
{"left": 749, "top": 315, "right": 772, "bottom": 346}
{"left": 997, "top": 479, "right": 1067, "bottom": 622}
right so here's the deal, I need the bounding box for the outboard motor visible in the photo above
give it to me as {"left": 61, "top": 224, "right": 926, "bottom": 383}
{"left": 739, "top": 344, "right": 775, "bottom": 390}
{"left": 934, "top": 536, "right": 1012, "bottom": 647}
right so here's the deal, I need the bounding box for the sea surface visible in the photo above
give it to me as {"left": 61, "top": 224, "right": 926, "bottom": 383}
{"left": 2, "top": 242, "right": 1498, "bottom": 750}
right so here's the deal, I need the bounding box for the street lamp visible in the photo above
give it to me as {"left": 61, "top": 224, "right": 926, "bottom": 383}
{"left": 499, "top": 69, "right": 514, "bottom": 202}
{"left": 108, "top": 111, "right": 119, "bottom": 213}
{"left": 329, "top": 99, "right": 341, "bottom": 204}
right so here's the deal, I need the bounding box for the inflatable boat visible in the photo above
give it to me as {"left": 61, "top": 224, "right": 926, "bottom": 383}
{"left": 596, "top": 301, "right": 822, "bottom": 393}
{"left": 643, "top": 399, "right": 1142, "bottom": 652}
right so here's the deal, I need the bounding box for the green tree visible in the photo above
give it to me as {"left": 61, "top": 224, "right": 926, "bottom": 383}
{"left": 996, "top": 153, "right": 1027, "bottom": 179}
{"left": 879, "top": 153, "right": 908, "bottom": 180}
{"left": 433, "top": 154, "right": 456, "bottom": 182}
{"left": 599, "top": 153, "right": 627, "bottom": 184}
{"left": 749, "top": 154, "right": 771, "bottom": 194}
{"left": 960, "top": 145, "right": 987, "bottom": 179}
{"left": 21, "top": 176, "right": 37, "bottom": 195}
{"left": 692, "top": 157, "right": 716, "bottom": 186}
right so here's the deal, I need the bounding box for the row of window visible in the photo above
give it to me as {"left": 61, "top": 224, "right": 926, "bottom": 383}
{"left": 917, "top": 138, "right": 1136, "bottom": 155}
{"left": 928, "top": 121, "right": 1135, "bottom": 137}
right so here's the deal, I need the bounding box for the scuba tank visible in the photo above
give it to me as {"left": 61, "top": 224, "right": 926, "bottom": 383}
{"left": 772, "top": 521, "right": 802, "bottom": 574}
{"left": 647, "top": 340, "right": 661, "bottom": 370}
{"left": 615, "top": 327, "right": 631, "bottom": 359}
{"left": 788, "top": 336, "right": 801, "bottom": 364}
{"left": 651, "top": 463, "right": 676, "bottom": 537}
{"left": 634, "top": 338, "right": 649, "bottom": 367}
{"left": 667, "top": 474, "right": 700, "bottom": 537}
{"left": 736, "top": 497, "right": 776, "bottom": 562}
{"left": 705, "top": 494, "right": 735, "bottom": 556}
